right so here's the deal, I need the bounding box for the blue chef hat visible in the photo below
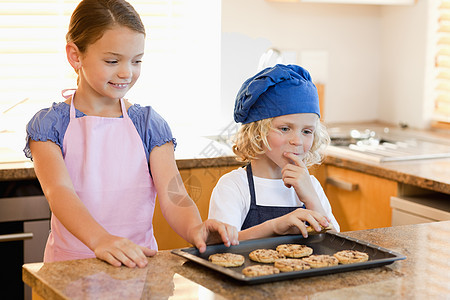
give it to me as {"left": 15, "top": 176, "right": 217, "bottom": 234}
{"left": 234, "top": 64, "right": 320, "bottom": 124}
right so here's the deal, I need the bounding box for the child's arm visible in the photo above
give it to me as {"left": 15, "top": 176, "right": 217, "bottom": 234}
{"left": 30, "top": 140, "right": 155, "bottom": 268}
{"left": 149, "top": 142, "right": 239, "bottom": 252}
{"left": 238, "top": 208, "right": 330, "bottom": 241}
{"left": 281, "top": 152, "right": 328, "bottom": 216}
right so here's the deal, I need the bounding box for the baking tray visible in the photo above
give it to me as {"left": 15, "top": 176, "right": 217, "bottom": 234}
{"left": 171, "top": 231, "right": 406, "bottom": 284}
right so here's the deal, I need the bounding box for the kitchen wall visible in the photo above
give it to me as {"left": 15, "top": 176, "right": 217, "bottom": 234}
{"left": 221, "top": 0, "right": 433, "bottom": 129}
{"left": 379, "top": 0, "right": 434, "bottom": 129}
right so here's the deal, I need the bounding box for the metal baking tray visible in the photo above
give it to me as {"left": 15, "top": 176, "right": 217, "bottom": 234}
{"left": 171, "top": 231, "right": 406, "bottom": 284}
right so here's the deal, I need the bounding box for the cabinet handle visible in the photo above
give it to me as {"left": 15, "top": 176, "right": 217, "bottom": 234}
{"left": 326, "top": 177, "right": 359, "bottom": 191}
{"left": 0, "top": 232, "right": 34, "bottom": 242}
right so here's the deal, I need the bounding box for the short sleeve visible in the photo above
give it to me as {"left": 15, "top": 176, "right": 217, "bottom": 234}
{"left": 208, "top": 168, "right": 249, "bottom": 230}
{"left": 23, "top": 102, "right": 71, "bottom": 160}
{"left": 129, "top": 104, "right": 177, "bottom": 162}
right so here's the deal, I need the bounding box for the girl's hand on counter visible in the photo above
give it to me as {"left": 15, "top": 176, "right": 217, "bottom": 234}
{"left": 270, "top": 208, "right": 330, "bottom": 238}
{"left": 93, "top": 234, "right": 156, "bottom": 268}
{"left": 189, "top": 219, "right": 239, "bottom": 253}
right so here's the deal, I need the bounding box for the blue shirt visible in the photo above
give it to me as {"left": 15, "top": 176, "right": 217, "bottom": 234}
{"left": 24, "top": 102, "right": 176, "bottom": 163}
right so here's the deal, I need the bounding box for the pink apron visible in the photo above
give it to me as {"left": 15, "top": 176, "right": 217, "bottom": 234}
{"left": 44, "top": 94, "right": 157, "bottom": 262}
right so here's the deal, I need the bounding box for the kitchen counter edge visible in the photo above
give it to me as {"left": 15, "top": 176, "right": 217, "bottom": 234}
{"left": 2, "top": 153, "right": 449, "bottom": 194}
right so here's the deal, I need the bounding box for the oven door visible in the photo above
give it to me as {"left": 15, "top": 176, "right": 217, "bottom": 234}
{"left": 24, "top": 219, "right": 50, "bottom": 299}
{"left": 0, "top": 221, "right": 28, "bottom": 299}
{"left": 0, "top": 195, "right": 50, "bottom": 300}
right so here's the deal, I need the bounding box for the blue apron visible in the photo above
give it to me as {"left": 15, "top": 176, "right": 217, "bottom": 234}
{"left": 240, "top": 164, "right": 305, "bottom": 230}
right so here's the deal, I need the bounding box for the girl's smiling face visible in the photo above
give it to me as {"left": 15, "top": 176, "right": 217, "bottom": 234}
{"left": 77, "top": 25, "right": 145, "bottom": 101}
{"left": 259, "top": 113, "right": 318, "bottom": 173}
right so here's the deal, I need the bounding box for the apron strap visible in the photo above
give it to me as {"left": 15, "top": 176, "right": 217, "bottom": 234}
{"left": 119, "top": 98, "right": 129, "bottom": 119}
{"left": 66, "top": 91, "right": 128, "bottom": 120}
{"left": 61, "top": 89, "right": 76, "bottom": 100}
{"left": 245, "top": 163, "right": 257, "bottom": 207}
{"left": 69, "top": 93, "right": 76, "bottom": 119}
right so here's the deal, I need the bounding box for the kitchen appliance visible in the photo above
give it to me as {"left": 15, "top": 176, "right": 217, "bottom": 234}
{"left": 172, "top": 232, "right": 406, "bottom": 284}
{"left": 257, "top": 48, "right": 283, "bottom": 71}
{"left": 328, "top": 127, "right": 450, "bottom": 162}
{"left": 0, "top": 180, "right": 50, "bottom": 300}
{"left": 391, "top": 194, "right": 450, "bottom": 226}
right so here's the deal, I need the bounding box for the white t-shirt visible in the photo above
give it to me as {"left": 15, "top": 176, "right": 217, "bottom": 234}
{"left": 208, "top": 167, "right": 340, "bottom": 232}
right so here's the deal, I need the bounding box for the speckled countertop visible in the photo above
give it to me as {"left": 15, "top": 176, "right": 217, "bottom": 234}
{"left": 2, "top": 122, "right": 450, "bottom": 194}
{"left": 321, "top": 152, "right": 450, "bottom": 194}
{"left": 3, "top": 152, "right": 449, "bottom": 194}
{"left": 2, "top": 155, "right": 449, "bottom": 194}
{"left": 23, "top": 221, "right": 450, "bottom": 299}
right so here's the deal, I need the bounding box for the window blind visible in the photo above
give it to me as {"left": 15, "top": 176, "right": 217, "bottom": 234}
{"left": 0, "top": 0, "right": 221, "bottom": 133}
{"left": 435, "top": 0, "right": 450, "bottom": 126}
{"left": 0, "top": 1, "right": 77, "bottom": 110}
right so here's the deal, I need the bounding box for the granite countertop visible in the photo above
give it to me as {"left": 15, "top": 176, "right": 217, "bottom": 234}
{"left": 23, "top": 221, "right": 450, "bottom": 299}
{"left": 3, "top": 151, "right": 449, "bottom": 194}
{"left": 0, "top": 156, "right": 244, "bottom": 181}
{"left": 321, "top": 151, "right": 450, "bottom": 194}
{"left": 0, "top": 133, "right": 242, "bottom": 180}
{"left": 320, "top": 122, "right": 450, "bottom": 194}
{"left": 2, "top": 122, "right": 450, "bottom": 194}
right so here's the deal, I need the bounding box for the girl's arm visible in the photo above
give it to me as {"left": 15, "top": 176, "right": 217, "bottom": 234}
{"left": 30, "top": 140, "right": 155, "bottom": 268}
{"left": 149, "top": 142, "right": 238, "bottom": 252}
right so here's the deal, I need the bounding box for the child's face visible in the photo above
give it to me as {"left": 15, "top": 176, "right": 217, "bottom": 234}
{"left": 262, "top": 113, "right": 318, "bottom": 170}
{"left": 78, "top": 26, "right": 145, "bottom": 101}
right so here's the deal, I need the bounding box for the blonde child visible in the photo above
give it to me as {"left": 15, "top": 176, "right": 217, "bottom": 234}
{"left": 24, "top": 0, "right": 238, "bottom": 268}
{"left": 209, "top": 64, "right": 339, "bottom": 240}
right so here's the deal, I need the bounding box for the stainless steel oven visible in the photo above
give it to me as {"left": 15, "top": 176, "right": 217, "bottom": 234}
{"left": 0, "top": 180, "right": 50, "bottom": 300}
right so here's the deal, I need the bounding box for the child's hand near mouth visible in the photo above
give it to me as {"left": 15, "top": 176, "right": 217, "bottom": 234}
{"left": 282, "top": 152, "right": 328, "bottom": 217}
{"left": 281, "top": 151, "right": 309, "bottom": 188}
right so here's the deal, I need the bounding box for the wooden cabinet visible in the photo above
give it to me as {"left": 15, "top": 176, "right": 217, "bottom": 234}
{"left": 153, "top": 165, "right": 240, "bottom": 250}
{"left": 310, "top": 164, "right": 398, "bottom": 232}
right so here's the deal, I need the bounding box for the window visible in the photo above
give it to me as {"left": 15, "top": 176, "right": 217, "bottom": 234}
{"left": 0, "top": 0, "right": 221, "bottom": 137}
{"left": 434, "top": 0, "right": 450, "bottom": 128}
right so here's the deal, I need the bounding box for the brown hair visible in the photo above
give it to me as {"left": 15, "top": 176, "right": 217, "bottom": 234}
{"left": 233, "top": 118, "right": 330, "bottom": 167}
{"left": 66, "top": 0, "right": 145, "bottom": 53}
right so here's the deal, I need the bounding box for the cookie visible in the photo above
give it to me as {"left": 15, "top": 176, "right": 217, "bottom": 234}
{"left": 249, "top": 249, "right": 285, "bottom": 263}
{"left": 242, "top": 265, "right": 280, "bottom": 277}
{"left": 306, "top": 224, "right": 333, "bottom": 234}
{"left": 333, "top": 250, "right": 369, "bottom": 264}
{"left": 302, "top": 254, "right": 339, "bottom": 268}
{"left": 274, "top": 258, "right": 311, "bottom": 272}
{"left": 276, "top": 244, "right": 313, "bottom": 258}
{"left": 208, "top": 253, "right": 245, "bottom": 267}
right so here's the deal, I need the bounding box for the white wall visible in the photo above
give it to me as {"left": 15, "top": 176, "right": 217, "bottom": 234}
{"left": 221, "top": 0, "right": 433, "bottom": 129}
{"left": 379, "top": 0, "right": 433, "bottom": 129}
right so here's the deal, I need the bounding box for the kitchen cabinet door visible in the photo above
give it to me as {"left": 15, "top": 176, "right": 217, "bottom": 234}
{"left": 324, "top": 165, "right": 397, "bottom": 232}
{"left": 153, "top": 165, "right": 239, "bottom": 250}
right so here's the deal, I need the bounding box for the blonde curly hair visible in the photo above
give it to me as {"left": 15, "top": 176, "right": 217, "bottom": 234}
{"left": 232, "top": 117, "right": 330, "bottom": 168}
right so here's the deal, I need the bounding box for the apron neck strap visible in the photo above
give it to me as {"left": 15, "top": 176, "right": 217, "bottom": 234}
{"left": 246, "top": 163, "right": 257, "bottom": 206}
{"left": 68, "top": 95, "right": 128, "bottom": 120}
{"left": 119, "top": 98, "right": 129, "bottom": 119}
{"left": 69, "top": 94, "right": 76, "bottom": 119}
